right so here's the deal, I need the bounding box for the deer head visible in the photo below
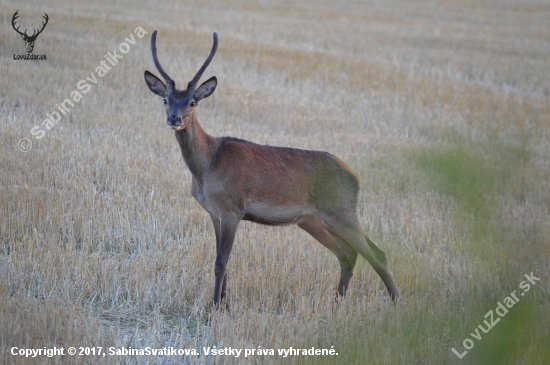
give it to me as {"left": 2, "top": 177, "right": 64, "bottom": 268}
{"left": 144, "top": 30, "right": 218, "bottom": 131}
{"left": 12, "top": 11, "right": 49, "bottom": 54}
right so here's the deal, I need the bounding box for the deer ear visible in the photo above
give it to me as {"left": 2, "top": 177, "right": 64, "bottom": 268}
{"left": 194, "top": 76, "right": 217, "bottom": 101}
{"left": 144, "top": 70, "right": 167, "bottom": 97}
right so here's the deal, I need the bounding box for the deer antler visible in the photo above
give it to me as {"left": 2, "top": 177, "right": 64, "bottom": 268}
{"left": 11, "top": 11, "right": 27, "bottom": 37}
{"left": 11, "top": 11, "right": 48, "bottom": 40}
{"left": 29, "top": 13, "right": 48, "bottom": 40}
{"left": 188, "top": 32, "right": 218, "bottom": 91}
{"left": 150, "top": 29, "right": 175, "bottom": 93}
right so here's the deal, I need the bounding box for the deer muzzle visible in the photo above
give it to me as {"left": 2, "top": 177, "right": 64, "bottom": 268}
{"left": 167, "top": 115, "right": 182, "bottom": 128}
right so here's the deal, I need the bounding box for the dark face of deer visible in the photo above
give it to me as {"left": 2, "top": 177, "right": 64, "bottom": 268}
{"left": 22, "top": 34, "right": 37, "bottom": 53}
{"left": 144, "top": 30, "right": 218, "bottom": 131}
{"left": 145, "top": 73, "right": 217, "bottom": 131}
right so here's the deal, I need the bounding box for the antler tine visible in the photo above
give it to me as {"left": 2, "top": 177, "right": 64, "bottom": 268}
{"left": 151, "top": 29, "right": 175, "bottom": 92}
{"left": 188, "top": 32, "right": 218, "bottom": 90}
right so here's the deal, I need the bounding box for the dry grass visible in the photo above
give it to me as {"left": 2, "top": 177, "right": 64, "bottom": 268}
{"left": 1, "top": 0, "right": 549, "bottom": 364}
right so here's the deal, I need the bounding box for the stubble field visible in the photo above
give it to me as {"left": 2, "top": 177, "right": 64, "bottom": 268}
{"left": 1, "top": 0, "right": 549, "bottom": 364}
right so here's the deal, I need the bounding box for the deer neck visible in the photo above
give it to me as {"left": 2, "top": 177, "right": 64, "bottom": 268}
{"left": 174, "top": 111, "right": 218, "bottom": 181}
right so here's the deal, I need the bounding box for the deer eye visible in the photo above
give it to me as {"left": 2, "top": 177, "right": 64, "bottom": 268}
{"left": 190, "top": 101, "right": 196, "bottom": 107}
{"left": 163, "top": 98, "right": 167, "bottom": 105}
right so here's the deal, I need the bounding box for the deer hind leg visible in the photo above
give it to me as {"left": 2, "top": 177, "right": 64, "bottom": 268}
{"left": 298, "top": 215, "right": 358, "bottom": 297}
{"left": 365, "top": 234, "right": 388, "bottom": 267}
{"left": 322, "top": 213, "right": 399, "bottom": 302}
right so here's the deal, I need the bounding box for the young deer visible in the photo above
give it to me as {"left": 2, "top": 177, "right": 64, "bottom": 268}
{"left": 144, "top": 30, "right": 399, "bottom": 307}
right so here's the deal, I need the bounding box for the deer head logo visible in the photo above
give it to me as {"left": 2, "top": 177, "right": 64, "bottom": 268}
{"left": 12, "top": 11, "right": 49, "bottom": 54}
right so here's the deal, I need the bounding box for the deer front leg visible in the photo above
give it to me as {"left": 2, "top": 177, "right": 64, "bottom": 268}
{"left": 212, "top": 212, "right": 240, "bottom": 308}
{"left": 209, "top": 214, "right": 228, "bottom": 303}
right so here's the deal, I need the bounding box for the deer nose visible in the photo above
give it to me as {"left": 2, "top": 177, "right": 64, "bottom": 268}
{"left": 168, "top": 115, "right": 181, "bottom": 125}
